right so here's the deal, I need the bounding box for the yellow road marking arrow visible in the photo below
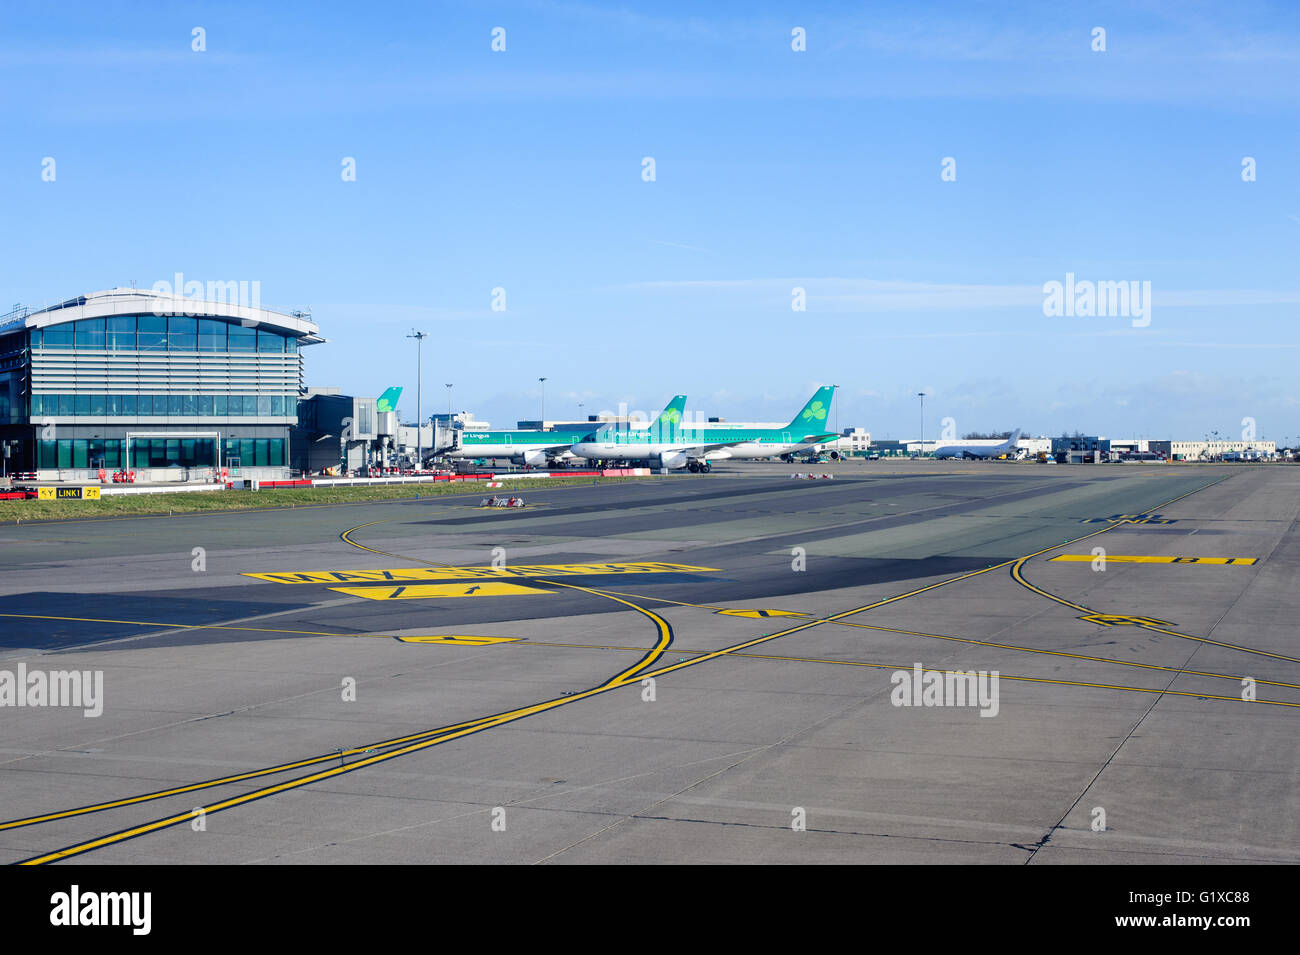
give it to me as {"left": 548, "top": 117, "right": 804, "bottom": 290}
{"left": 1052, "top": 554, "right": 1257, "bottom": 565}
{"left": 244, "top": 561, "right": 719, "bottom": 584}
{"left": 330, "top": 582, "right": 552, "bottom": 600}
{"left": 714, "top": 608, "right": 810, "bottom": 619}
{"left": 395, "top": 635, "right": 521, "bottom": 645}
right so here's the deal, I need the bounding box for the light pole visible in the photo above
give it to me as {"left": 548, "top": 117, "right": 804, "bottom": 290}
{"left": 917, "top": 392, "right": 926, "bottom": 457}
{"left": 407, "top": 329, "right": 428, "bottom": 469}
{"left": 538, "top": 377, "right": 547, "bottom": 425}
{"left": 442, "top": 383, "right": 453, "bottom": 458}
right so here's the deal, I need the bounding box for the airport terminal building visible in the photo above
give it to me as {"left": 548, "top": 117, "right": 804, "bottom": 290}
{"left": 0, "top": 288, "right": 322, "bottom": 480}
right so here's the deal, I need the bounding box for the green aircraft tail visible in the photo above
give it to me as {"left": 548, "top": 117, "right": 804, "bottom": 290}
{"left": 789, "top": 385, "right": 836, "bottom": 434}
{"left": 376, "top": 386, "right": 403, "bottom": 414}
{"left": 651, "top": 394, "right": 687, "bottom": 431}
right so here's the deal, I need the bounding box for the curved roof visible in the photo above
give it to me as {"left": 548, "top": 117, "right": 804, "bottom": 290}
{"left": 10, "top": 288, "right": 323, "bottom": 343}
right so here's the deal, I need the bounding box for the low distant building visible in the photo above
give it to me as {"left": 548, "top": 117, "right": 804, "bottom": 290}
{"left": 1169, "top": 440, "right": 1276, "bottom": 461}
{"left": 819, "top": 428, "right": 872, "bottom": 456}
{"left": 1051, "top": 435, "right": 1111, "bottom": 463}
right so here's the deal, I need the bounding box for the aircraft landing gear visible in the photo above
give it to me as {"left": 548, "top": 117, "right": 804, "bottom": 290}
{"left": 687, "top": 461, "right": 700, "bottom": 473}
{"left": 701, "top": 461, "right": 711, "bottom": 473}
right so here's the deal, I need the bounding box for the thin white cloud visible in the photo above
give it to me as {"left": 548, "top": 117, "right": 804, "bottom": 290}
{"left": 0, "top": 46, "right": 254, "bottom": 67}
{"left": 1137, "top": 341, "right": 1300, "bottom": 349}
{"left": 617, "top": 277, "right": 1300, "bottom": 310}
{"left": 315, "top": 304, "right": 491, "bottom": 323}
{"left": 650, "top": 239, "right": 715, "bottom": 254}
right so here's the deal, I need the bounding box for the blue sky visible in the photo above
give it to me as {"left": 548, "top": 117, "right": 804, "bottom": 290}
{"left": 4, "top": 1, "right": 1298, "bottom": 441}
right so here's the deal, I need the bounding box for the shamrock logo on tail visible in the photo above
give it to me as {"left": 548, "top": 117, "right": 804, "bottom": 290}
{"left": 801, "top": 400, "right": 827, "bottom": 422}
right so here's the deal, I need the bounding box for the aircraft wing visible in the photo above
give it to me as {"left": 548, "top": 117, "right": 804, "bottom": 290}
{"left": 672, "top": 434, "right": 836, "bottom": 455}
{"left": 669, "top": 440, "right": 752, "bottom": 455}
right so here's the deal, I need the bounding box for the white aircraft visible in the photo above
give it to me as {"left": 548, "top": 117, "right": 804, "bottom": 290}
{"left": 570, "top": 386, "right": 839, "bottom": 472}
{"left": 933, "top": 429, "right": 1023, "bottom": 460}
{"left": 445, "top": 395, "right": 686, "bottom": 467}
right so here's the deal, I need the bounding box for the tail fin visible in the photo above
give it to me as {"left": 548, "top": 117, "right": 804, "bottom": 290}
{"left": 788, "top": 385, "right": 837, "bottom": 431}
{"left": 376, "top": 386, "right": 403, "bottom": 413}
{"left": 1006, "top": 428, "right": 1022, "bottom": 446}
{"left": 650, "top": 394, "right": 687, "bottom": 436}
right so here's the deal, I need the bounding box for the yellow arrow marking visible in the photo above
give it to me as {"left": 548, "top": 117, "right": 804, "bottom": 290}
{"left": 244, "top": 561, "right": 719, "bottom": 584}
{"left": 395, "top": 635, "right": 521, "bottom": 645}
{"left": 714, "top": 608, "right": 810, "bottom": 618}
{"left": 1051, "top": 554, "right": 1257, "bottom": 565}
{"left": 330, "top": 582, "right": 552, "bottom": 600}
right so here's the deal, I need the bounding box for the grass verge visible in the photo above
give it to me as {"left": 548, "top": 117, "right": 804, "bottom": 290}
{"left": 0, "top": 475, "right": 653, "bottom": 523}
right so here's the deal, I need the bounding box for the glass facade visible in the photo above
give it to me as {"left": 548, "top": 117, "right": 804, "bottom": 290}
{"left": 7, "top": 302, "right": 310, "bottom": 474}
{"left": 35, "top": 437, "right": 286, "bottom": 469}
{"left": 31, "top": 316, "right": 297, "bottom": 353}
{"left": 0, "top": 367, "right": 20, "bottom": 424}
{"left": 30, "top": 394, "right": 293, "bottom": 417}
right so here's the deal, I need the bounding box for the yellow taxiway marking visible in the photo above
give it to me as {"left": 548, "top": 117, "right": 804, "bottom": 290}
{"left": 244, "top": 561, "right": 718, "bottom": 584}
{"left": 6, "top": 625, "right": 1295, "bottom": 849}
{"left": 394, "top": 635, "right": 520, "bottom": 645}
{"left": 330, "top": 582, "right": 552, "bottom": 600}
{"left": 49, "top": 639, "right": 1296, "bottom": 869}
{"left": 1079, "top": 613, "right": 1171, "bottom": 627}
{"left": 15, "top": 580, "right": 676, "bottom": 863}
{"left": 827, "top": 620, "right": 1300, "bottom": 691}
{"left": 714, "top": 608, "right": 810, "bottom": 618}
{"left": 1013, "top": 554, "right": 1300, "bottom": 665}
{"left": 10, "top": 476, "right": 1245, "bottom": 859}
{"left": 0, "top": 610, "right": 527, "bottom": 650}
{"left": 505, "top": 634, "right": 1300, "bottom": 693}
{"left": 1050, "top": 554, "right": 1258, "bottom": 565}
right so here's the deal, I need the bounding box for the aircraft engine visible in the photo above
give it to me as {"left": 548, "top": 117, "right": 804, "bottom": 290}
{"left": 656, "top": 450, "right": 689, "bottom": 470}
{"left": 516, "top": 450, "right": 548, "bottom": 467}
